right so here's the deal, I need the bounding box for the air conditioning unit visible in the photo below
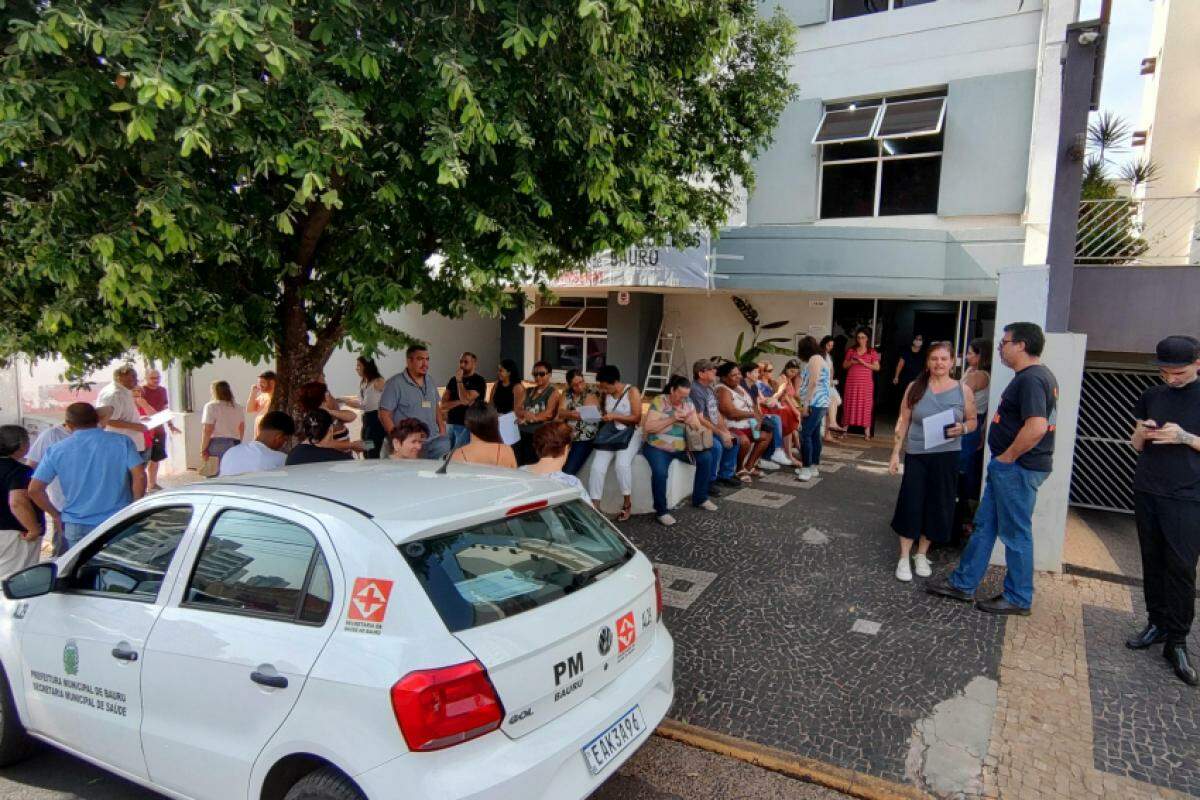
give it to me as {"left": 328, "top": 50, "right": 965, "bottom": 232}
{"left": 1131, "top": 130, "right": 1148, "bottom": 148}
{"left": 1139, "top": 57, "right": 1156, "bottom": 75}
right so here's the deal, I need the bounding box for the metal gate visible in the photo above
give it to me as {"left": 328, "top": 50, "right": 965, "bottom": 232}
{"left": 1069, "top": 365, "right": 1160, "bottom": 514}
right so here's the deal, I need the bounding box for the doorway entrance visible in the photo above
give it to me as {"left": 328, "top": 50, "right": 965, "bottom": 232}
{"left": 830, "top": 298, "right": 996, "bottom": 435}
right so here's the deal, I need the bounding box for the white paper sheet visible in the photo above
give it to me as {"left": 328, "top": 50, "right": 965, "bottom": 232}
{"left": 921, "top": 408, "right": 957, "bottom": 449}
{"left": 577, "top": 405, "right": 603, "bottom": 423}
{"left": 142, "top": 410, "right": 179, "bottom": 430}
{"left": 498, "top": 412, "right": 521, "bottom": 445}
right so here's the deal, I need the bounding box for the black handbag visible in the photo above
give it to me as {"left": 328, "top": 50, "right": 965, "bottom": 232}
{"left": 593, "top": 387, "right": 635, "bottom": 451}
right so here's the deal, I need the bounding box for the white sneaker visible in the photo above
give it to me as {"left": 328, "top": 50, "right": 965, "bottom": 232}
{"left": 698, "top": 500, "right": 718, "bottom": 512}
{"left": 759, "top": 459, "right": 780, "bottom": 471}
{"left": 770, "top": 450, "right": 792, "bottom": 466}
{"left": 657, "top": 514, "right": 677, "bottom": 527}
{"left": 895, "top": 557, "right": 913, "bottom": 582}
{"left": 796, "top": 467, "right": 813, "bottom": 482}
{"left": 810, "top": 465, "right": 820, "bottom": 477}
{"left": 913, "top": 554, "right": 932, "bottom": 578}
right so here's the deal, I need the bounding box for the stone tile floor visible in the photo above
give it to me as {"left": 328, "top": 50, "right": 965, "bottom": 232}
{"left": 615, "top": 440, "right": 1200, "bottom": 799}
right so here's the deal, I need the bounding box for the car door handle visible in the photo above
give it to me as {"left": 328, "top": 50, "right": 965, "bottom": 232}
{"left": 111, "top": 646, "right": 138, "bottom": 662}
{"left": 250, "top": 671, "right": 288, "bottom": 689}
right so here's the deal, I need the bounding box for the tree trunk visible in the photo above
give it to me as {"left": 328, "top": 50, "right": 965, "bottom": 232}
{"left": 268, "top": 200, "right": 344, "bottom": 420}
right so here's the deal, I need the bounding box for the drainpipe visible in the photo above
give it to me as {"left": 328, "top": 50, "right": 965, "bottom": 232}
{"left": 1044, "top": 2, "right": 1110, "bottom": 332}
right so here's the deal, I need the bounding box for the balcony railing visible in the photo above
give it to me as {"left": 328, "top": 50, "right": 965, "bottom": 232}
{"left": 1076, "top": 195, "right": 1200, "bottom": 266}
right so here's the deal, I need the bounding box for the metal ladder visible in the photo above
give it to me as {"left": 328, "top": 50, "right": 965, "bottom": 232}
{"left": 642, "top": 326, "right": 680, "bottom": 395}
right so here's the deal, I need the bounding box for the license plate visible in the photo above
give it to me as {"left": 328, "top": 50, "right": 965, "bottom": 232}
{"left": 581, "top": 705, "right": 647, "bottom": 775}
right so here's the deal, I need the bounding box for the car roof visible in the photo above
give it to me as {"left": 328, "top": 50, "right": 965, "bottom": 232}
{"left": 175, "top": 460, "right": 580, "bottom": 543}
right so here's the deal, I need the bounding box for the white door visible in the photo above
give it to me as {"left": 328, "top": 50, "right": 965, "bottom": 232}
{"left": 19, "top": 503, "right": 201, "bottom": 779}
{"left": 140, "top": 500, "right": 341, "bottom": 800}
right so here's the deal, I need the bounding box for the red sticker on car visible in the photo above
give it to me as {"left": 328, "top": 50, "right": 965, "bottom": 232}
{"left": 349, "top": 578, "right": 394, "bottom": 623}
{"left": 616, "top": 612, "right": 637, "bottom": 654}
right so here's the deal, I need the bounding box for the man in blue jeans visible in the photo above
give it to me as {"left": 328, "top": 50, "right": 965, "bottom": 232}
{"left": 690, "top": 360, "right": 741, "bottom": 493}
{"left": 927, "top": 322, "right": 1057, "bottom": 616}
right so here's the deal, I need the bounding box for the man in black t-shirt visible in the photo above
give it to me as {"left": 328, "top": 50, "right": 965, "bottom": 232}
{"left": 1126, "top": 335, "right": 1200, "bottom": 686}
{"left": 928, "top": 322, "right": 1057, "bottom": 616}
{"left": 442, "top": 352, "right": 487, "bottom": 449}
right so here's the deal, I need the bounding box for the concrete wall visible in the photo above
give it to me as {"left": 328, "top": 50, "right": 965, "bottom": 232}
{"left": 662, "top": 292, "right": 834, "bottom": 375}
{"left": 714, "top": 225, "right": 1022, "bottom": 298}
{"left": 1139, "top": 0, "right": 1200, "bottom": 200}
{"left": 606, "top": 292, "right": 664, "bottom": 389}
{"left": 988, "top": 265, "right": 1085, "bottom": 573}
{"left": 937, "top": 71, "right": 1037, "bottom": 217}
{"left": 1069, "top": 266, "right": 1200, "bottom": 354}
{"left": 744, "top": 0, "right": 1054, "bottom": 230}
{"left": 172, "top": 306, "right": 501, "bottom": 470}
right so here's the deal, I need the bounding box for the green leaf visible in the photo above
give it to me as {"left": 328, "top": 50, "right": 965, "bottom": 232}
{"left": 760, "top": 320, "right": 789, "bottom": 330}
{"left": 108, "top": 102, "right": 134, "bottom": 112}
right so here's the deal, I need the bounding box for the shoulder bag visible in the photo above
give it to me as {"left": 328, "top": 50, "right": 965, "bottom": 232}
{"left": 593, "top": 387, "right": 635, "bottom": 451}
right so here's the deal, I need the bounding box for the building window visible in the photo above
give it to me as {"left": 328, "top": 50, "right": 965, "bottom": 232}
{"left": 522, "top": 297, "right": 608, "bottom": 376}
{"left": 832, "top": 0, "right": 935, "bottom": 22}
{"left": 815, "top": 93, "right": 945, "bottom": 219}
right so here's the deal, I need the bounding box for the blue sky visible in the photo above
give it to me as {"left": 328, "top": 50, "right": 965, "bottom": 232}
{"left": 1080, "top": 0, "right": 1156, "bottom": 168}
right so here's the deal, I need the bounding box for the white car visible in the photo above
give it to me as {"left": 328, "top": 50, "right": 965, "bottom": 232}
{"left": 0, "top": 460, "right": 674, "bottom": 800}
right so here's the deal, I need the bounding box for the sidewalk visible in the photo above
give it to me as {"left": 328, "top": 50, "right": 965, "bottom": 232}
{"left": 618, "top": 440, "right": 1200, "bottom": 799}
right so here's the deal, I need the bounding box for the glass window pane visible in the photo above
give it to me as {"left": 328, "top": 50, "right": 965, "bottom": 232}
{"left": 521, "top": 306, "right": 582, "bottom": 328}
{"left": 586, "top": 338, "right": 607, "bottom": 373}
{"left": 881, "top": 131, "right": 943, "bottom": 156}
{"left": 876, "top": 98, "right": 945, "bottom": 139}
{"left": 540, "top": 334, "right": 584, "bottom": 371}
{"left": 403, "top": 500, "right": 634, "bottom": 632}
{"left": 879, "top": 157, "right": 941, "bottom": 216}
{"left": 300, "top": 553, "right": 333, "bottom": 624}
{"left": 822, "top": 141, "right": 879, "bottom": 162}
{"left": 814, "top": 106, "right": 881, "bottom": 143}
{"left": 70, "top": 507, "right": 193, "bottom": 600}
{"left": 821, "top": 162, "right": 878, "bottom": 219}
{"left": 571, "top": 307, "right": 607, "bottom": 332}
{"left": 186, "top": 510, "right": 320, "bottom": 619}
{"left": 832, "top": 0, "right": 888, "bottom": 20}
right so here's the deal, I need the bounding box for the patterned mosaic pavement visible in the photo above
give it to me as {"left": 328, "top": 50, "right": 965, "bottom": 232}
{"left": 617, "top": 441, "right": 1200, "bottom": 799}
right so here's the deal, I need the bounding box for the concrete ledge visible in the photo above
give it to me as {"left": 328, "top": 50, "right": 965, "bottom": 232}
{"left": 577, "top": 451, "right": 696, "bottom": 516}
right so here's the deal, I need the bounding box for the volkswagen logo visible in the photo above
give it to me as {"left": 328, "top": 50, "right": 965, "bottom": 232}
{"left": 598, "top": 626, "right": 613, "bottom": 656}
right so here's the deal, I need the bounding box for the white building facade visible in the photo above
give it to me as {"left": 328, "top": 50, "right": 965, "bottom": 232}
{"left": 508, "top": 0, "right": 1080, "bottom": 403}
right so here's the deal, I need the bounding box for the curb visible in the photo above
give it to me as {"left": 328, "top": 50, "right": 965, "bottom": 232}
{"left": 655, "top": 719, "right": 933, "bottom": 800}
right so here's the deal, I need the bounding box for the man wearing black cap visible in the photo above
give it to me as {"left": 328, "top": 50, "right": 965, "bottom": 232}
{"left": 1127, "top": 335, "right": 1200, "bottom": 686}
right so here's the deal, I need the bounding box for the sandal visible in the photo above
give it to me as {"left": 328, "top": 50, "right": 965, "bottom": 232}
{"left": 735, "top": 470, "right": 754, "bottom": 483}
{"left": 615, "top": 507, "right": 632, "bottom": 522}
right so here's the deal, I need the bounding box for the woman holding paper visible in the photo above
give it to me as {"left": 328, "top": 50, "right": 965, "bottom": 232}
{"left": 888, "top": 342, "right": 977, "bottom": 583}
{"left": 559, "top": 369, "right": 600, "bottom": 476}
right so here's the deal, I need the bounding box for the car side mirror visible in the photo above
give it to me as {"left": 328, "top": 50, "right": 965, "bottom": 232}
{"left": 3, "top": 563, "right": 58, "bottom": 600}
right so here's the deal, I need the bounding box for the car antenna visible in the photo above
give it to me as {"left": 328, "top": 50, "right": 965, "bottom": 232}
{"left": 435, "top": 441, "right": 467, "bottom": 475}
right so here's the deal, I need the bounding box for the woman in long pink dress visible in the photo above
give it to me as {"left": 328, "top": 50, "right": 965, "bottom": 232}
{"left": 842, "top": 327, "right": 881, "bottom": 439}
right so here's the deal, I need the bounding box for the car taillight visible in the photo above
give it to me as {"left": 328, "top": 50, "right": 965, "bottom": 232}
{"left": 391, "top": 660, "right": 505, "bottom": 752}
{"left": 653, "top": 566, "right": 663, "bottom": 621}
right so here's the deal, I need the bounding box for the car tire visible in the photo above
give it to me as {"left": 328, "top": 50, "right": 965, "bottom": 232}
{"left": 0, "top": 666, "right": 35, "bottom": 767}
{"left": 283, "top": 767, "right": 366, "bottom": 800}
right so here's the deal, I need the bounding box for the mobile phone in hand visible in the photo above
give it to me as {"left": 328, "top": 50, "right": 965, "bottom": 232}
{"left": 1141, "top": 420, "right": 1159, "bottom": 430}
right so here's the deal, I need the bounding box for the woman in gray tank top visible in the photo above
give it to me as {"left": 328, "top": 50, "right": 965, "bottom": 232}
{"left": 888, "top": 342, "right": 978, "bottom": 582}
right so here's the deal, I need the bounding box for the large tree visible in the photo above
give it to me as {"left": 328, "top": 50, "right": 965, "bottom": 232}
{"left": 0, "top": 0, "right": 794, "bottom": 407}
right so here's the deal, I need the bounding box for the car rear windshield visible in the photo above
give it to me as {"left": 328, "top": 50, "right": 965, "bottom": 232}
{"left": 402, "top": 500, "right": 635, "bottom": 633}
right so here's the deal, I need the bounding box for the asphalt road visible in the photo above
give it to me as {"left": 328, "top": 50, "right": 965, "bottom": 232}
{"left": 0, "top": 736, "right": 848, "bottom": 800}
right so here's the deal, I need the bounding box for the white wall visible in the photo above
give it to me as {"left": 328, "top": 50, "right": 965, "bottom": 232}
{"left": 171, "top": 307, "right": 501, "bottom": 471}
{"left": 663, "top": 292, "right": 834, "bottom": 375}
{"left": 1021, "top": 0, "right": 1080, "bottom": 265}
{"left": 792, "top": 0, "right": 1045, "bottom": 103}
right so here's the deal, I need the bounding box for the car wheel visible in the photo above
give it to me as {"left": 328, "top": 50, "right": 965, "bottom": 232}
{"left": 283, "top": 767, "right": 365, "bottom": 800}
{"left": 0, "top": 666, "right": 35, "bottom": 767}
